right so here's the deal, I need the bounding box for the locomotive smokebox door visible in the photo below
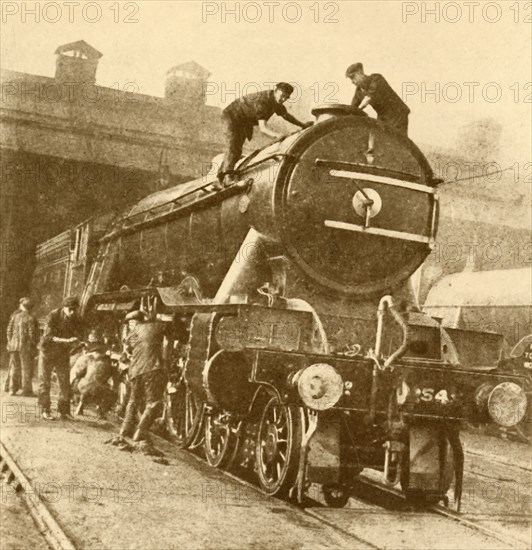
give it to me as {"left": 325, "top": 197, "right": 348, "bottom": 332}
{"left": 273, "top": 110, "right": 438, "bottom": 298}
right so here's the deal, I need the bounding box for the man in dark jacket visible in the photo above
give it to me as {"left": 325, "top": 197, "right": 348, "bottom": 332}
{"left": 38, "top": 296, "right": 83, "bottom": 420}
{"left": 5, "top": 297, "right": 38, "bottom": 396}
{"left": 119, "top": 310, "right": 167, "bottom": 442}
{"left": 346, "top": 63, "right": 410, "bottom": 135}
{"left": 217, "top": 82, "right": 311, "bottom": 187}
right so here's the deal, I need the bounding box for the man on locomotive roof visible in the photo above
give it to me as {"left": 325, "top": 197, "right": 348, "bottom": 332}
{"left": 217, "top": 82, "right": 312, "bottom": 188}
{"left": 38, "top": 295, "right": 84, "bottom": 421}
{"left": 345, "top": 63, "right": 410, "bottom": 135}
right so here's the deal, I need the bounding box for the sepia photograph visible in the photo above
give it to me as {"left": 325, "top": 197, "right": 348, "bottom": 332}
{"left": 0, "top": 1, "right": 530, "bottom": 548}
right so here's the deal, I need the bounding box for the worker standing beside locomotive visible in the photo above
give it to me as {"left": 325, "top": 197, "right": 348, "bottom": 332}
{"left": 119, "top": 310, "right": 167, "bottom": 444}
{"left": 346, "top": 63, "right": 410, "bottom": 135}
{"left": 5, "top": 297, "right": 38, "bottom": 396}
{"left": 217, "top": 82, "right": 311, "bottom": 188}
{"left": 38, "top": 296, "right": 84, "bottom": 421}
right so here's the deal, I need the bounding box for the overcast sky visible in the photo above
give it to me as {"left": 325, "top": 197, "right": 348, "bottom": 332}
{"left": 2, "top": 1, "right": 531, "bottom": 163}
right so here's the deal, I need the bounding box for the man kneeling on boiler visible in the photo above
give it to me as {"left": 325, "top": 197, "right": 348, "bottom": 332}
{"left": 217, "top": 82, "right": 311, "bottom": 188}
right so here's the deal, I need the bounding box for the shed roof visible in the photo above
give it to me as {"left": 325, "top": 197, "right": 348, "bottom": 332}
{"left": 424, "top": 268, "right": 532, "bottom": 307}
{"left": 167, "top": 61, "right": 210, "bottom": 79}
{"left": 55, "top": 40, "right": 103, "bottom": 59}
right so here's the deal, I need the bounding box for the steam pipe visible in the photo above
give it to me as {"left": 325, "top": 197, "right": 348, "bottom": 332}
{"left": 375, "top": 295, "right": 411, "bottom": 368}
{"left": 213, "top": 228, "right": 267, "bottom": 304}
{"left": 375, "top": 295, "right": 393, "bottom": 359}
{"left": 384, "top": 305, "right": 411, "bottom": 368}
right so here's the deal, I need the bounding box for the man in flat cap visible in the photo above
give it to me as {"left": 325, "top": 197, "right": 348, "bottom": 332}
{"left": 119, "top": 310, "right": 168, "bottom": 444}
{"left": 38, "top": 296, "right": 83, "bottom": 420}
{"left": 5, "top": 297, "right": 38, "bottom": 396}
{"left": 217, "top": 82, "right": 312, "bottom": 188}
{"left": 346, "top": 63, "right": 410, "bottom": 135}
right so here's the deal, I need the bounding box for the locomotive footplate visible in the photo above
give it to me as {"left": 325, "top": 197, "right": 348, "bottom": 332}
{"left": 252, "top": 350, "right": 529, "bottom": 425}
{"left": 248, "top": 348, "right": 528, "bottom": 506}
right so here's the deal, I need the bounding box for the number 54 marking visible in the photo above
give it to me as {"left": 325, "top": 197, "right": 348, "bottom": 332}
{"left": 415, "top": 388, "right": 451, "bottom": 404}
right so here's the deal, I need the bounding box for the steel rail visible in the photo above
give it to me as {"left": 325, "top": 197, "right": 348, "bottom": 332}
{"left": 0, "top": 440, "right": 77, "bottom": 550}
{"left": 105, "top": 415, "right": 381, "bottom": 549}
{"left": 184, "top": 447, "right": 382, "bottom": 550}
{"left": 354, "top": 473, "right": 529, "bottom": 549}
{"left": 166, "top": 406, "right": 527, "bottom": 550}
{"left": 2, "top": 408, "right": 525, "bottom": 550}
{"left": 186, "top": 437, "right": 528, "bottom": 550}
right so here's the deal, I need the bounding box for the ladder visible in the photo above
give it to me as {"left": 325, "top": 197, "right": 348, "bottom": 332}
{"left": 80, "top": 240, "right": 113, "bottom": 313}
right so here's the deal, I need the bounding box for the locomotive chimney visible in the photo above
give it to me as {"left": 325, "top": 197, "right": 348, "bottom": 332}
{"left": 311, "top": 104, "right": 366, "bottom": 123}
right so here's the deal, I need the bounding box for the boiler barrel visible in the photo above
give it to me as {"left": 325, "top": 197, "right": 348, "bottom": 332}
{"left": 98, "top": 111, "right": 438, "bottom": 299}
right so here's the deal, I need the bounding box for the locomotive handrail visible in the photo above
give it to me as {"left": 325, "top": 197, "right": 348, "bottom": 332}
{"left": 100, "top": 153, "right": 294, "bottom": 243}
{"left": 374, "top": 296, "right": 411, "bottom": 370}
{"left": 315, "top": 158, "right": 437, "bottom": 186}
{"left": 100, "top": 189, "right": 233, "bottom": 242}
{"left": 120, "top": 182, "right": 219, "bottom": 226}
{"left": 236, "top": 152, "right": 289, "bottom": 173}
{"left": 384, "top": 305, "right": 411, "bottom": 368}
{"left": 111, "top": 154, "right": 289, "bottom": 235}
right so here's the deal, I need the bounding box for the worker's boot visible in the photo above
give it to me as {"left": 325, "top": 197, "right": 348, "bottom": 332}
{"left": 120, "top": 412, "right": 136, "bottom": 439}
{"left": 133, "top": 428, "right": 148, "bottom": 442}
{"left": 120, "top": 422, "right": 135, "bottom": 438}
{"left": 209, "top": 171, "right": 224, "bottom": 191}
{"left": 41, "top": 410, "right": 56, "bottom": 421}
{"left": 75, "top": 399, "right": 84, "bottom": 416}
{"left": 133, "top": 399, "right": 163, "bottom": 442}
{"left": 223, "top": 173, "right": 238, "bottom": 187}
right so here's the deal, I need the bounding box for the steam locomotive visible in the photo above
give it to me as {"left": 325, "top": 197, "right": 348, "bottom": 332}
{"left": 32, "top": 104, "right": 529, "bottom": 509}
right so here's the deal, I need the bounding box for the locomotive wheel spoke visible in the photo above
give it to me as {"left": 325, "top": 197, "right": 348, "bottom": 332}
{"left": 255, "top": 392, "right": 302, "bottom": 497}
{"left": 205, "top": 411, "right": 239, "bottom": 469}
{"left": 166, "top": 377, "right": 204, "bottom": 449}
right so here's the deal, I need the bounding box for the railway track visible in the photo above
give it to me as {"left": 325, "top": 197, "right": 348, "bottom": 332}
{"left": 185, "top": 435, "right": 529, "bottom": 550}
{"left": 0, "top": 440, "right": 76, "bottom": 550}
{"left": 351, "top": 472, "right": 530, "bottom": 549}
{"left": 1, "top": 417, "right": 528, "bottom": 550}
{"left": 185, "top": 447, "right": 382, "bottom": 550}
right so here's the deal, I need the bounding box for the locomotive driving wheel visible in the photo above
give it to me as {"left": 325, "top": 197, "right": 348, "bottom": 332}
{"left": 165, "top": 371, "right": 204, "bottom": 449}
{"left": 255, "top": 391, "right": 302, "bottom": 497}
{"left": 204, "top": 411, "right": 239, "bottom": 469}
